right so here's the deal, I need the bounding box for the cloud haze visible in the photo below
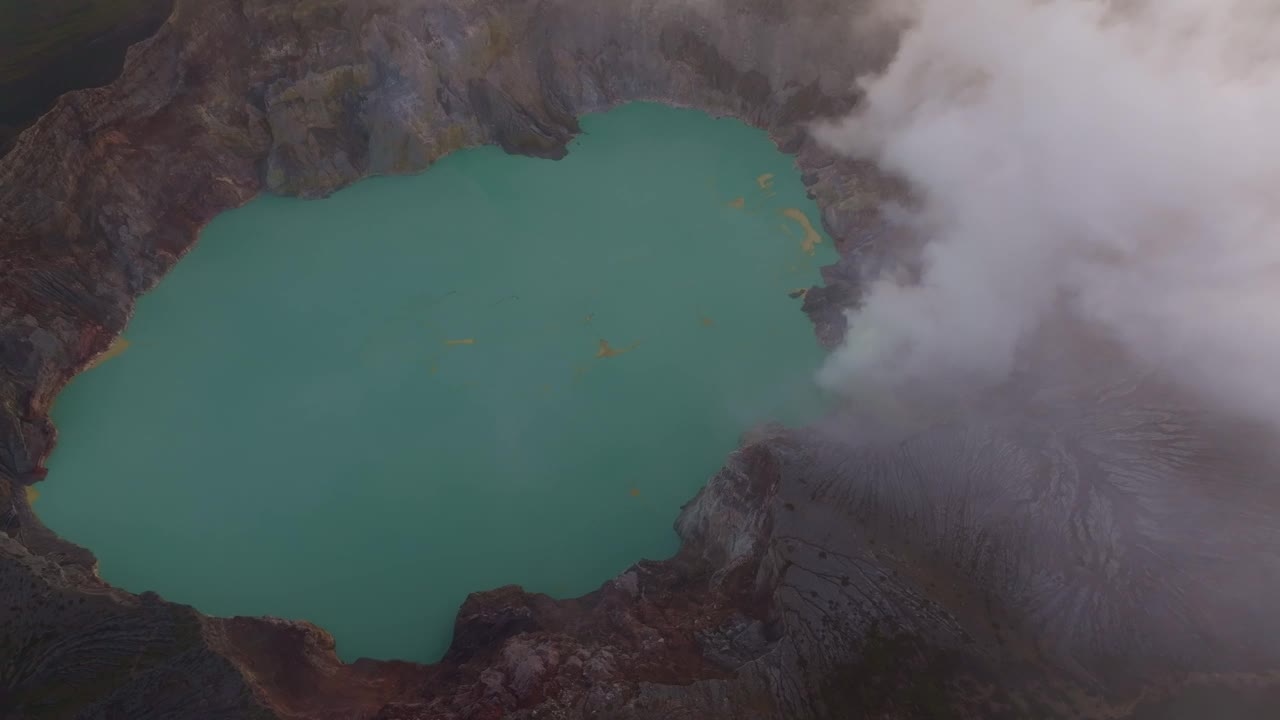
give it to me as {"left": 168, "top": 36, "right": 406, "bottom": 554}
{"left": 815, "top": 0, "right": 1280, "bottom": 428}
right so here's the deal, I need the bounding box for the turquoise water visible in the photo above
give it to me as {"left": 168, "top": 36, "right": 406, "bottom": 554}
{"left": 36, "top": 103, "right": 834, "bottom": 663}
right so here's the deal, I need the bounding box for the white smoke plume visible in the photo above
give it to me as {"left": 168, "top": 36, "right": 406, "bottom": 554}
{"left": 815, "top": 0, "right": 1280, "bottom": 428}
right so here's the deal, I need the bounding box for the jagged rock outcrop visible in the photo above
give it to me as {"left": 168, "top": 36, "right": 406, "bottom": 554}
{"left": 3, "top": 0, "right": 1280, "bottom": 718}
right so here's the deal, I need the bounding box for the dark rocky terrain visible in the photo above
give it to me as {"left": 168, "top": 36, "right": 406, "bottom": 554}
{"left": 2, "top": 0, "right": 1280, "bottom": 717}
{"left": 0, "top": 0, "right": 175, "bottom": 156}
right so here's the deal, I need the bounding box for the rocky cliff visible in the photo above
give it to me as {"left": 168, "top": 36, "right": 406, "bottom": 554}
{"left": 2, "top": 0, "right": 1279, "bottom": 718}
{"left": 0, "top": 0, "right": 175, "bottom": 156}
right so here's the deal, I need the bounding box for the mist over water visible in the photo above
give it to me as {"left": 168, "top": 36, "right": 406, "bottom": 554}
{"left": 816, "top": 0, "right": 1280, "bottom": 430}
{"left": 36, "top": 103, "right": 834, "bottom": 662}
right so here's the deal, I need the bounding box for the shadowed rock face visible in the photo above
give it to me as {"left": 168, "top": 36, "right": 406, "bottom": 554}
{"left": 0, "top": 0, "right": 176, "bottom": 157}
{"left": 2, "top": 0, "right": 1279, "bottom": 718}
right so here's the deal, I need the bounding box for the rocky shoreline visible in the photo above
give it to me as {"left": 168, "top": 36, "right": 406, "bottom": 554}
{"left": 3, "top": 1, "right": 1280, "bottom": 717}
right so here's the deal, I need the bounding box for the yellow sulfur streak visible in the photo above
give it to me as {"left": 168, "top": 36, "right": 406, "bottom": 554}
{"left": 596, "top": 339, "right": 639, "bottom": 358}
{"left": 88, "top": 337, "right": 129, "bottom": 371}
{"left": 781, "top": 208, "right": 823, "bottom": 255}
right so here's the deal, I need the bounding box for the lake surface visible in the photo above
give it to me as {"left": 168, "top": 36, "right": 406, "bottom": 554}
{"left": 36, "top": 103, "right": 835, "bottom": 662}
